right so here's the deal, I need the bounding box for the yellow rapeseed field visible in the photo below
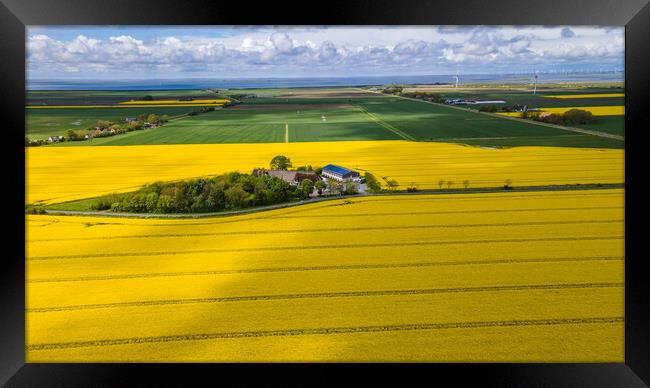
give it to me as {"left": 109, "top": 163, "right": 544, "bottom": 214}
{"left": 26, "top": 141, "right": 624, "bottom": 204}
{"left": 543, "top": 94, "right": 624, "bottom": 99}
{"left": 497, "top": 106, "right": 624, "bottom": 117}
{"left": 27, "top": 104, "right": 225, "bottom": 109}
{"left": 25, "top": 189, "right": 624, "bottom": 361}
{"left": 119, "top": 99, "right": 230, "bottom": 105}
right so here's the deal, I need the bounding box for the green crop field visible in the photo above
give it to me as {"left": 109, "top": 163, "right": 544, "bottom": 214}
{"left": 356, "top": 98, "right": 623, "bottom": 149}
{"left": 27, "top": 107, "right": 200, "bottom": 139}
{"left": 574, "top": 116, "right": 625, "bottom": 137}
{"left": 32, "top": 87, "right": 625, "bottom": 149}
{"left": 55, "top": 106, "right": 401, "bottom": 146}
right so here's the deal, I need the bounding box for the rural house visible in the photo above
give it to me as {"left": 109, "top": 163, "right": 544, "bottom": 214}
{"left": 252, "top": 169, "right": 318, "bottom": 185}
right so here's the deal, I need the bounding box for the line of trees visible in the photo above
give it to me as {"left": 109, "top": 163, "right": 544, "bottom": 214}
{"left": 400, "top": 92, "right": 445, "bottom": 103}
{"left": 528, "top": 109, "right": 594, "bottom": 126}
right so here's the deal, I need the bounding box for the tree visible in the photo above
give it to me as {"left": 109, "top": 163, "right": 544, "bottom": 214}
{"left": 563, "top": 109, "right": 593, "bottom": 125}
{"left": 343, "top": 181, "right": 359, "bottom": 195}
{"left": 147, "top": 113, "right": 160, "bottom": 124}
{"left": 438, "top": 179, "right": 445, "bottom": 190}
{"left": 386, "top": 179, "right": 399, "bottom": 191}
{"left": 315, "top": 180, "right": 327, "bottom": 196}
{"left": 224, "top": 185, "right": 251, "bottom": 209}
{"left": 299, "top": 179, "right": 314, "bottom": 199}
{"left": 327, "top": 178, "right": 344, "bottom": 195}
{"left": 270, "top": 155, "right": 292, "bottom": 170}
{"left": 447, "top": 180, "right": 453, "bottom": 189}
{"left": 96, "top": 120, "right": 111, "bottom": 129}
{"left": 364, "top": 172, "right": 381, "bottom": 193}
{"left": 463, "top": 180, "right": 470, "bottom": 189}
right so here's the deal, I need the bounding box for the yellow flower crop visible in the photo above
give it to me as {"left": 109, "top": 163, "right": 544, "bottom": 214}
{"left": 26, "top": 141, "right": 624, "bottom": 204}
{"left": 25, "top": 189, "right": 624, "bottom": 362}
{"left": 497, "top": 106, "right": 624, "bottom": 117}
{"left": 118, "top": 99, "right": 231, "bottom": 105}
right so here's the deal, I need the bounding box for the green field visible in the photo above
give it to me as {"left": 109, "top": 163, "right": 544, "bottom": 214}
{"left": 27, "top": 107, "right": 199, "bottom": 139}
{"left": 52, "top": 107, "right": 401, "bottom": 146}
{"left": 31, "top": 87, "right": 625, "bottom": 149}
{"left": 356, "top": 98, "right": 622, "bottom": 148}
{"left": 574, "top": 116, "right": 625, "bottom": 137}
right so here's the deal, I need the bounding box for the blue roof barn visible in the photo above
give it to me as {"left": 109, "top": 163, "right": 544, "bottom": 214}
{"left": 321, "top": 164, "right": 360, "bottom": 181}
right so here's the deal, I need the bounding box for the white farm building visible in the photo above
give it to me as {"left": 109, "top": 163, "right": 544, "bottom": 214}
{"left": 321, "top": 164, "right": 360, "bottom": 182}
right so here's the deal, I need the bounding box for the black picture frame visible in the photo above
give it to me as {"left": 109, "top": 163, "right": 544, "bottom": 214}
{"left": 2, "top": 0, "right": 648, "bottom": 386}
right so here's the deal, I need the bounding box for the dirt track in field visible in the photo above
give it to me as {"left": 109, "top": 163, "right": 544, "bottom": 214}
{"left": 226, "top": 104, "right": 355, "bottom": 110}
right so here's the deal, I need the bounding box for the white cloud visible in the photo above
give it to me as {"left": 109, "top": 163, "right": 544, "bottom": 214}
{"left": 26, "top": 26, "right": 624, "bottom": 78}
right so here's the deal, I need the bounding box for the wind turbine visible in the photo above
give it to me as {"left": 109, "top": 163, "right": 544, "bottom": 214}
{"left": 453, "top": 73, "right": 459, "bottom": 88}
{"left": 532, "top": 70, "right": 539, "bottom": 94}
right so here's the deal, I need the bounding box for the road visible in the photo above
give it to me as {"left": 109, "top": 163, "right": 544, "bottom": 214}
{"left": 38, "top": 183, "right": 624, "bottom": 219}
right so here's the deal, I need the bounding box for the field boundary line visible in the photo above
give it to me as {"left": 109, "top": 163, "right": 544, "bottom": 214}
{"left": 28, "top": 219, "right": 623, "bottom": 242}
{"left": 28, "top": 256, "right": 624, "bottom": 283}
{"left": 28, "top": 282, "right": 623, "bottom": 313}
{"left": 27, "top": 236, "right": 624, "bottom": 261}
{"left": 27, "top": 316, "right": 624, "bottom": 351}
{"left": 355, "top": 105, "right": 417, "bottom": 141}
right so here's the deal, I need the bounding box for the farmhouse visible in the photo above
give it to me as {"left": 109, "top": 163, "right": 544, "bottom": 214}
{"left": 47, "top": 135, "right": 64, "bottom": 143}
{"left": 321, "top": 164, "right": 360, "bottom": 182}
{"left": 252, "top": 169, "right": 318, "bottom": 185}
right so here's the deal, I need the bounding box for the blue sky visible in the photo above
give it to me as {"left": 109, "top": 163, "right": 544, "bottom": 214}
{"left": 26, "top": 26, "right": 624, "bottom": 79}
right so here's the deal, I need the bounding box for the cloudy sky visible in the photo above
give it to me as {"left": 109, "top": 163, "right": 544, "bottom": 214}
{"left": 26, "top": 26, "right": 624, "bottom": 79}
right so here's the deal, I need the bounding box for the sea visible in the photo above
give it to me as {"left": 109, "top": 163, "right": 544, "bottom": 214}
{"left": 27, "top": 72, "right": 624, "bottom": 91}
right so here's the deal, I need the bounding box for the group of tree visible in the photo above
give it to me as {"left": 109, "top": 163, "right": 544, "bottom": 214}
{"left": 100, "top": 171, "right": 315, "bottom": 214}
{"left": 382, "top": 85, "right": 404, "bottom": 95}
{"left": 24, "top": 114, "right": 172, "bottom": 145}
{"left": 498, "top": 104, "right": 531, "bottom": 112}
{"left": 400, "top": 92, "right": 444, "bottom": 103}
{"left": 528, "top": 109, "right": 594, "bottom": 126}
{"left": 187, "top": 106, "right": 216, "bottom": 116}
{"left": 364, "top": 172, "right": 382, "bottom": 193}
{"left": 325, "top": 179, "right": 359, "bottom": 196}
{"left": 478, "top": 105, "right": 499, "bottom": 113}
{"left": 61, "top": 114, "right": 169, "bottom": 142}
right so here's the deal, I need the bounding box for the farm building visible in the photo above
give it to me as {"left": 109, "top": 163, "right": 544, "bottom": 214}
{"left": 252, "top": 169, "right": 318, "bottom": 185}
{"left": 321, "top": 164, "right": 360, "bottom": 182}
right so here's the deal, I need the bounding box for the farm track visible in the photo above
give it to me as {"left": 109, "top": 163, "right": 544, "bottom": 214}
{"left": 31, "top": 206, "right": 623, "bottom": 228}
{"left": 29, "top": 219, "right": 623, "bottom": 242}
{"left": 355, "top": 105, "right": 416, "bottom": 141}
{"left": 28, "top": 256, "right": 623, "bottom": 284}
{"left": 27, "top": 316, "right": 624, "bottom": 351}
{"left": 39, "top": 184, "right": 624, "bottom": 219}
{"left": 27, "top": 282, "right": 623, "bottom": 313}
{"left": 27, "top": 236, "right": 623, "bottom": 261}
